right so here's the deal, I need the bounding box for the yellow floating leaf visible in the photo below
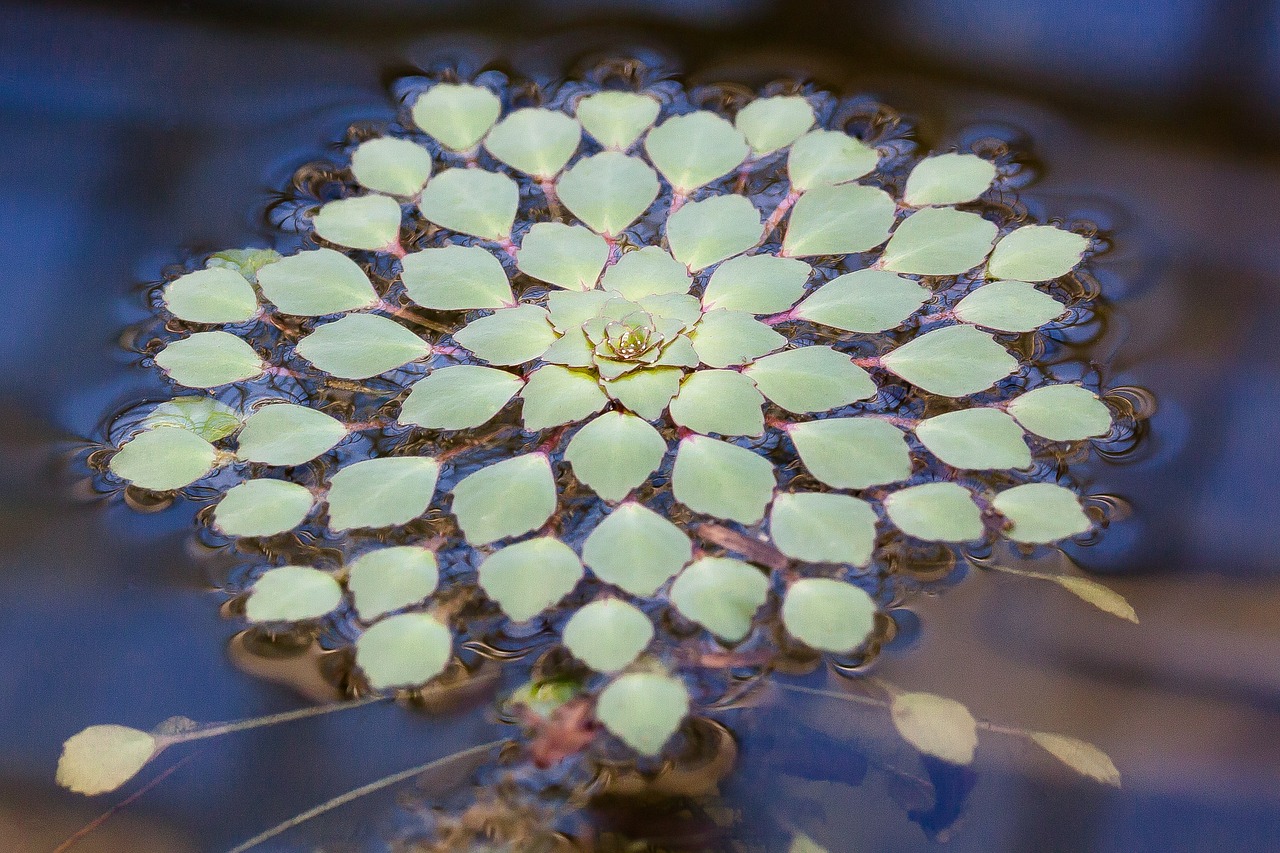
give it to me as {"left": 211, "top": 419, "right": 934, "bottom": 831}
{"left": 1030, "top": 731, "right": 1121, "bottom": 786}
{"left": 56, "top": 724, "right": 160, "bottom": 795}
{"left": 1053, "top": 575, "right": 1139, "bottom": 623}
{"left": 890, "top": 691, "right": 977, "bottom": 765}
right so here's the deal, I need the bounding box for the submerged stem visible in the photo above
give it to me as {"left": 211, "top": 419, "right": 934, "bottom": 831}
{"left": 167, "top": 694, "right": 388, "bottom": 746}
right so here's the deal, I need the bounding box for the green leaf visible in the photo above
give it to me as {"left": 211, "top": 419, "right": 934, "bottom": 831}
{"left": 1006, "top": 384, "right": 1111, "bottom": 441}
{"left": 987, "top": 225, "right": 1089, "bottom": 282}
{"left": 781, "top": 183, "right": 895, "bottom": 257}
{"left": 792, "top": 268, "right": 930, "bottom": 333}
{"left": 346, "top": 546, "right": 439, "bottom": 621}
{"left": 516, "top": 222, "right": 609, "bottom": 290}
{"left": 452, "top": 304, "right": 555, "bottom": 366}
{"left": 665, "top": 194, "right": 762, "bottom": 272}
{"left": 245, "top": 566, "right": 342, "bottom": 623}
{"left": 953, "top": 279, "right": 1065, "bottom": 332}
{"left": 599, "top": 246, "right": 692, "bottom": 299}
{"left": 880, "top": 324, "right": 1017, "bottom": 397}
{"left": 770, "top": 492, "right": 878, "bottom": 565}
{"left": 903, "top": 153, "right": 996, "bottom": 207}
{"left": 399, "top": 365, "right": 523, "bottom": 430}
{"left": 890, "top": 692, "right": 978, "bottom": 765}
{"left": 787, "top": 130, "right": 879, "bottom": 192}
{"left": 670, "top": 556, "right": 769, "bottom": 642}
{"left": 562, "top": 599, "right": 654, "bottom": 673}
{"left": 540, "top": 328, "right": 592, "bottom": 367}
{"left": 1052, "top": 575, "right": 1138, "bottom": 623}
{"left": 743, "top": 346, "right": 876, "bottom": 414}
{"left": 56, "top": 725, "right": 159, "bottom": 796}
{"left": 205, "top": 246, "right": 282, "bottom": 279}
{"left": 639, "top": 292, "right": 702, "bottom": 326}
{"left": 689, "top": 308, "right": 785, "bottom": 368}
{"left": 450, "top": 453, "right": 556, "bottom": 545}
{"left": 564, "top": 412, "right": 666, "bottom": 502}
{"left": 296, "top": 313, "right": 430, "bottom": 379}
{"left": 880, "top": 207, "right": 997, "bottom": 275}
{"left": 213, "top": 479, "right": 314, "bottom": 537}
{"left": 991, "top": 482, "right": 1090, "bottom": 543}
{"left": 701, "top": 254, "right": 810, "bottom": 314}
{"left": 350, "top": 136, "right": 433, "bottom": 196}
{"left": 411, "top": 82, "right": 501, "bottom": 151}
{"left": 913, "top": 408, "right": 1031, "bottom": 469}
{"left": 144, "top": 397, "right": 241, "bottom": 441}
{"left": 519, "top": 365, "right": 608, "bottom": 431}
{"left": 484, "top": 108, "right": 581, "bottom": 178}
{"left": 644, "top": 111, "right": 748, "bottom": 192}
{"left": 576, "top": 91, "right": 660, "bottom": 149}
{"left": 478, "top": 537, "right": 583, "bottom": 621}
{"left": 155, "top": 331, "right": 263, "bottom": 388}
{"left": 668, "top": 369, "right": 765, "bottom": 437}
{"left": 313, "top": 194, "right": 402, "bottom": 251}
{"left": 789, "top": 418, "right": 911, "bottom": 489}
{"left": 596, "top": 671, "right": 690, "bottom": 755}
{"left": 556, "top": 152, "right": 660, "bottom": 236}
{"left": 547, "top": 289, "right": 615, "bottom": 331}
{"left": 781, "top": 577, "right": 877, "bottom": 653}
{"left": 1029, "top": 732, "right": 1121, "bottom": 786}
{"left": 163, "top": 267, "right": 258, "bottom": 324}
{"left": 326, "top": 456, "right": 440, "bottom": 531}
{"left": 400, "top": 245, "right": 513, "bottom": 310}
{"left": 735, "top": 95, "right": 815, "bottom": 156}
{"left": 602, "top": 366, "right": 683, "bottom": 420}
{"left": 255, "top": 248, "right": 379, "bottom": 317}
{"left": 109, "top": 427, "right": 219, "bottom": 490}
{"left": 672, "top": 435, "right": 775, "bottom": 523}
{"left": 236, "top": 403, "right": 347, "bottom": 466}
{"left": 418, "top": 168, "right": 519, "bottom": 242}
{"left": 582, "top": 502, "right": 692, "bottom": 596}
{"left": 355, "top": 612, "right": 452, "bottom": 689}
{"left": 883, "top": 482, "right": 983, "bottom": 542}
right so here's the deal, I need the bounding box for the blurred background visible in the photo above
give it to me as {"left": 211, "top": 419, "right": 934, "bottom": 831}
{"left": 1, "top": 1, "right": 1278, "bottom": 850}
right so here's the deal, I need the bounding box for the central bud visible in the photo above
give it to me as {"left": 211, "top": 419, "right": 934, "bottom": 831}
{"left": 601, "top": 311, "right": 662, "bottom": 362}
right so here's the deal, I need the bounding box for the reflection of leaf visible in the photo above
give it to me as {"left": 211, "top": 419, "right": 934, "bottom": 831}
{"left": 1029, "top": 731, "right": 1121, "bottom": 786}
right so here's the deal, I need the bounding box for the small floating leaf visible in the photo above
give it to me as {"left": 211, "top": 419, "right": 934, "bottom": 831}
{"left": 881, "top": 324, "right": 1017, "bottom": 397}
{"left": 519, "top": 365, "right": 608, "bottom": 431}
{"left": 450, "top": 453, "right": 556, "bottom": 545}
{"left": 669, "top": 369, "right": 765, "bottom": 437}
{"left": 770, "top": 492, "right": 878, "bottom": 565}
{"left": 411, "top": 82, "right": 501, "bottom": 151}
{"left": 516, "top": 222, "right": 609, "bottom": 290}
{"left": 56, "top": 725, "right": 159, "bottom": 795}
{"left": 163, "top": 267, "right": 258, "bottom": 324}
{"left": 665, "top": 194, "right": 762, "bottom": 272}
{"left": 350, "top": 137, "right": 433, "bottom": 196}
{"left": 213, "top": 479, "right": 315, "bottom": 538}
{"left": 1006, "top": 384, "right": 1112, "bottom": 441}
{"left": 236, "top": 403, "right": 347, "bottom": 466}
{"left": 1029, "top": 732, "right": 1121, "bottom": 786}
{"left": 789, "top": 834, "right": 830, "bottom": 853}
{"left": 484, "top": 108, "right": 581, "bottom": 178}
{"left": 880, "top": 207, "right": 997, "bottom": 276}
{"left": 564, "top": 412, "right": 666, "bottom": 502}
{"left": 782, "top": 183, "right": 895, "bottom": 257}
{"left": 400, "top": 245, "right": 513, "bottom": 310}
{"left": 1052, "top": 575, "right": 1138, "bottom": 623}
{"left": 452, "top": 304, "right": 556, "bottom": 366}
{"left": 556, "top": 152, "right": 660, "bottom": 236}
{"left": 599, "top": 246, "right": 692, "bottom": 300}
{"left": 562, "top": 599, "right": 654, "bottom": 673}
{"left": 206, "top": 246, "right": 282, "bottom": 279}
{"left": 883, "top": 482, "right": 983, "bottom": 542}
{"left": 644, "top": 111, "right": 748, "bottom": 192}
{"left": 953, "top": 280, "right": 1065, "bottom": 332}
{"left": 109, "top": 427, "right": 219, "bottom": 491}
{"left": 903, "top": 153, "right": 997, "bottom": 207}
{"left": 346, "top": 546, "right": 439, "bottom": 621}
{"left": 792, "top": 268, "right": 929, "bottom": 333}
{"left": 296, "top": 314, "right": 430, "bottom": 379}
{"left": 478, "top": 537, "right": 583, "bottom": 621}
{"left": 788, "top": 129, "right": 879, "bottom": 191}
{"left": 689, "top": 309, "right": 785, "bottom": 368}
{"left": 670, "top": 556, "right": 769, "bottom": 642}
{"left": 743, "top": 346, "right": 876, "bottom": 414}
{"left": 576, "top": 91, "right": 660, "bottom": 150}
{"left": 789, "top": 418, "right": 911, "bottom": 489}
{"left": 418, "top": 168, "right": 519, "bottom": 242}
{"left": 245, "top": 566, "right": 342, "bottom": 623}
{"left": 326, "top": 457, "right": 440, "bottom": 531}
{"left": 547, "top": 289, "right": 614, "bottom": 331}
{"left": 155, "top": 332, "right": 263, "bottom": 388}
{"left": 313, "top": 194, "right": 402, "bottom": 251}
{"left": 991, "top": 482, "right": 1091, "bottom": 543}
{"left": 913, "top": 408, "right": 1031, "bottom": 470}
{"left": 400, "top": 365, "right": 523, "bottom": 430}
{"left": 781, "top": 577, "right": 878, "bottom": 653}
{"left": 987, "top": 224, "right": 1088, "bottom": 282}
{"left": 701, "top": 254, "right": 810, "bottom": 314}
{"left": 355, "top": 612, "right": 452, "bottom": 689}
{"left": 596, "top": 671, "right": 690, "bottom": 756}
{"left": 582, "top": 502, "right": 693, "bottom": 596}
{"left": 255, "top": 248, "right": 379, "bottom": 317}
{"left": 144, "top": 397, "right": 241, "bottom": 441}
{"left": 735, "top": 95, "right": 815, "bottom": 156}
{"left": 891, "top": 692, "right": 978, "bottom": 765}
{"left": 672, "top": 435, "right": 775, "bottom": 524}
{"left": 601, "top": 366, "right": 683, "bottom": 420}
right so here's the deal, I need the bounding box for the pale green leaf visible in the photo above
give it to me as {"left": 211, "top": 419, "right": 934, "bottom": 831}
{"left": 596, "top": 671, "right": 690, "bottom": 755}
{"left": 639, "top": 292, "right": 702, "bottom": 326}
{"left": 599, "top": 246, "right": 692, "bottom": 300}
{"left": 255, "top": 248, "right": 379, "bottom": 317}
{"left": 988, "top": 225, "right": 1089, "bottom": 282}
{"left": 205, "top": 247, "right": 282, "bottom": 279}
{"left": 953, "top": 279, "right": 1065, "bottom": 332}
{"left": 144, "top": 397, "right": 241, "bottom": 441}
{"left": 556, "top": 152, "right": 660, "bottom": 236}
{"left": 163, "top": 267, "right": 258, "bottom": 323}
{"left": 883, "top": 482, "right": 983, "bottom": 542}
{"left": 781, "top": 577, "right": 878, "bottom": 653}
{"left": 881, "top": 207, "right": 997, "bottom": 275}
{"left": 735, "top": 95, "right": 815, "bottom": 156}
{"left": 689, "top": 308, "right": 785, "bottom": 368}
{"left": 478, "top": 537, "right": 583, "bottom": 621}
{"left": 787, "top": 129, "right": 879, "bottom": 192}
{"left": 326, "top": 456, "right": 439, "bottom": 531}
{"left": 701, "top": 254, "right": 810, "bottom": 314}
{"left": 109, "top": 426, "right": 219, "bottom": 491}
{"left": 789, "top": 834, "right": 830, "bottom": 853}
{"left": 576, "top": 91, "right": 660, "bottom": 150}
{"left": 644, "top": 111, "right": 748, "bottom": 192}
{"left": 743, "top": 346, "right": 876, "bottom": 414}
{"left": 1029, "top": 732, "right": 1121, "bottom": 786}
{"left": 452, "top": 304, "right": 555, "bottom": 366}
{"left": 547, "top": 289, "right": 615, "bottom": 331}
{"left": 782, "top": 183, "right": 895, "bottom": 257}
{"left": 519, "top": 365, "right": 607, "bottom": 430}
{"left": 792, "top": 268, "right": 929, "bottom": 333}
{"left": 355, "top": 612, "right": 452, "bottom": 689}
{"left": 582, "top": 502, "right": 691, "bottom": 597}
{"left": 400, "top": 245, "right": 513, "bottom": 310}
{"left": 880, "top": 324, "right": 1017, "bottom": 397}
{"left": 891, "top": 692, "right": 978, "bottom": 765}
{"left": 562, "top": 598, "right": 654, "bottom": 673}
{"left": 399, "top": 365, "right": 523, "bottom": 430}
{"left": 1006, "top": 384, "right": 1112, "bottom": 441}
{"left": 516, "top": 222, "right": 609, "bottom": 290}
{"left": 450, "top": 453, "right": 556, "bottom": 545}
{"left": 411, "top": 82, "right": 501, "bottom": 151}
{"left": 56, "top": 725, "right": 159, "bottom": 796}
{"left": 213, "top": 479, "right": 314, "bottom": 537}
{"left": 296, "top": 314, "right": 430, "bottom": 379}
{"left": 236, "top": 403, "right": 347, "bottom": 466}
{"left": 668, "top": 369, "right": 765, "bottom": 436}
{"left": 602, "top": 366, "right": 683, "bottom": 420}
{"left": 155, "top": 332, "right": 263, "bottom": 388}
{"left": 485, "top": 108, "right": 581, "bottom": 178}
{"left": 350, "top": 137, "right": 433, "bottom": 196}
{"left": 346, "top": 546, "right": 439, "bottom": 621}
{"left": 670, "top": 556, "right": 769, "bottom": 642}
{"left": 789, "top": 418, "right": 910, "bottom": 489}
{"left": 903, "top": 153, "right": 996, "bottom": 207}
{"left": 313, "top": 194, "right": 402, "bottom": 251}
{"left": 1052, "top": 575, "right": 1138, "bottom": 623}
{"left": 770, "top": 492, "right": 877, "bottom": 565}
{"left": 540, "top": 328, "right": 593, "bottom": 367}
{"left": 991, "top": 482, "right": 1091, "bottom": 543}
{"left": 913, "top": 408, "right": 1031, "bottom": 469}
{"left": 672, "top": 435, "right": 775, "bottom": 524}
{"left": 245, "top": 566, "right": 342, "bottom": 622}
{"left": 564, "top": 412, "right": 666, "bottom": 502}
{"left": 418, "top": 168, "right": 519, "bottom": 242}
{"left": 665, "top": 194, "right": 762, "bottom": 272}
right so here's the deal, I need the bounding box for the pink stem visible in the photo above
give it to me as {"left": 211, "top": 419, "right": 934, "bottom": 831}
{"left": 763, "top": 190, "right": 801, "bottom": 243}
{"left": 498, "top": 237, "right": 519, "bottom": 261}
{"left": 763, "top": 309, "right": 797, "bottom": 326}
{"left": 668, "top": 190, "right": 688, "bottom": 217}
{"left": 381, "top": 240, "right": 406, "bottom": 259}
{"left": 852, "top": 356, "right": 881, "bottom": 369}
{"left": 539, "top": 178, "right": 563, "bottom": 218}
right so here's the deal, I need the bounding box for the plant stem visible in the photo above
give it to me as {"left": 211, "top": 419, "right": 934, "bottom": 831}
{"left": 164, "top": 695, "right": 388, "bottom": 747}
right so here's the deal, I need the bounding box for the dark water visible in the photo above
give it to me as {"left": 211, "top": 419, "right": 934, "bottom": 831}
{"left": 2, "top": 2, "right": 1280, "bottom": 851}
